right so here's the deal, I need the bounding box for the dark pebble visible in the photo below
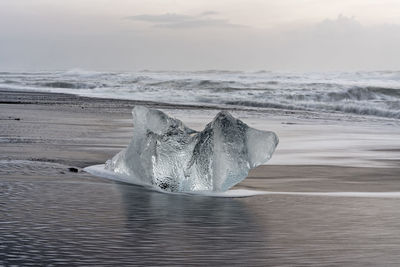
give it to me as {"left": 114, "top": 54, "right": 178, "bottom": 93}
{"left": 68, "top": 167, "right": 79, "bottom": 173}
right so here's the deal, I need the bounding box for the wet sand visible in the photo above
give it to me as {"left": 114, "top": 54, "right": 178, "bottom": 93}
{"left": 1, "top": 90, "right": 400, "bottom": 266}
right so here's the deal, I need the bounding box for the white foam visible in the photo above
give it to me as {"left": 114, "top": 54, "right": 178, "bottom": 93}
{"left": 84, "top": 164, "right": 400, "bottom": 198}
{"left": 257, "top": 191, "right": 400, "bottom": 198}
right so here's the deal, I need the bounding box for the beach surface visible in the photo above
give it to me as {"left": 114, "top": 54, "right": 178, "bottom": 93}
{"left": 1, "top": 89, "right": 400, "bottom": 266}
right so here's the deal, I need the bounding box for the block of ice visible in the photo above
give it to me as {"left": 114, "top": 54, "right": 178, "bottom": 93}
{"left": 105, "top": 106, "right": 278, "bottom": 192}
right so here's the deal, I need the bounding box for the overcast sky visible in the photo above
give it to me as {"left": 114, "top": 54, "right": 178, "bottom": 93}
{"left": 1, "top": 0, "right": 400, "bottom": 71}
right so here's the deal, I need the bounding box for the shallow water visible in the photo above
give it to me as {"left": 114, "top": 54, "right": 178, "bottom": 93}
{"left": 1, "top": 162, "right": 400, "bottom": 266}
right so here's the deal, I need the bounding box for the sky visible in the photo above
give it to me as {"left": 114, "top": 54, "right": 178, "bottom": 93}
{"left": 0, "top": 0, "right": 400, "bottom": 72}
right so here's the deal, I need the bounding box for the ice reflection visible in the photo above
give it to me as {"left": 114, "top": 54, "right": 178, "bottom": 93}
{"left": 116, "top": 183, "right": 269, "bottom": 265}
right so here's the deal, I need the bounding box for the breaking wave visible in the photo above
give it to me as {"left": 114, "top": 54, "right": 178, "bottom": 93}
{"left": 1, "top": 70, "right": 399, "bottom": 119}
{"left": 225, "top": 99, "right": 400, "bottom": 119}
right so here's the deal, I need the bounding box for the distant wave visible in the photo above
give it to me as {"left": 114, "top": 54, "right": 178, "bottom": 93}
{"left": 225, "top": 101, "right": 296, "bottom": 110}
{"left": 3, "top": 80, "right": 19, "bottom": 84}
{"left": 62, "top": 69, "right": 109, "bottom": 77}
{"left": 325, "top": 86, "right": 400, "bottom": 101}
{"left": 39, "top": 82, "right": 98, "bottom": 89}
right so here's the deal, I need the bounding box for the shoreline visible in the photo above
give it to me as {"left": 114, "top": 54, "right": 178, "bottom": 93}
{"left": 3, "top": 88, "right": 400, "bottom": 125}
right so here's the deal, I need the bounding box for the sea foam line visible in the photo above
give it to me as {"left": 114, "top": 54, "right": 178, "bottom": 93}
{"left": 84, "top": 164, "right": 400, "bottom": 198}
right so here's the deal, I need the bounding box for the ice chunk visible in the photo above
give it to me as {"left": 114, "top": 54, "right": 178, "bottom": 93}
{"left": 105, "top": 106, "right": 278, "bottom": 192}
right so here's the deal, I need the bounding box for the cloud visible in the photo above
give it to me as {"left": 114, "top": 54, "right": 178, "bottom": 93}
{"left": 266, "top": 15, "right": 400, "bottom": 71}
{"left": 199, "top": 11, "right": 219, "bottom": 16}
{"left": 127, "top": 13, "right": 192, "bottom": 23}
{"left": 126, "top": 12, "right": 242, "bottom": 29}
{"left": 313, "top": 15, "right": 364, "bottom": 37}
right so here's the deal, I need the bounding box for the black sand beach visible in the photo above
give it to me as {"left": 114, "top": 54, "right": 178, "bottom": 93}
{"left": 1, "top": 90, "right": 400, "bottom": 266}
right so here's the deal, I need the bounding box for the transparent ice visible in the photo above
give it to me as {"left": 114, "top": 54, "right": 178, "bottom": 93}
{"left": 105, "top": 106, "right": 279, "bottom": 192}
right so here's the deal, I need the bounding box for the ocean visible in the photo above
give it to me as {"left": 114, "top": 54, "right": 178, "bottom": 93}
{"left": 1, "top": 69, "right": 400, "bottom": 120}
